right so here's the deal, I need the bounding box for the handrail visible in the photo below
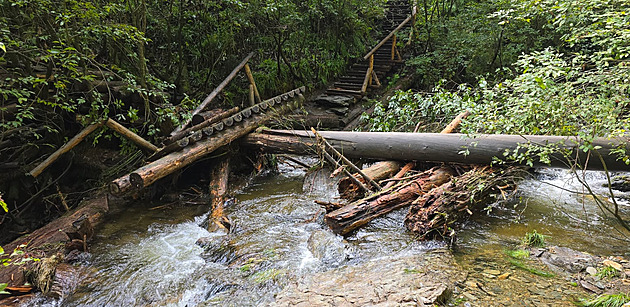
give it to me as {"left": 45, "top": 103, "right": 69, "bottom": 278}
{"left": 363, "top": 6, "right": 417, "bottom": 60}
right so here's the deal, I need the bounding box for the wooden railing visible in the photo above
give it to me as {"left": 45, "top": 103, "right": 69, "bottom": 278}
{"left": 361, "top": 5, "right": 418, "bottom": 94}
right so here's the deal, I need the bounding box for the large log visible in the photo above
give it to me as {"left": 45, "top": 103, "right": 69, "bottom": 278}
{"left": 325, "top": 166, "right": 455, "bottom": 235}
{"left": 338, "top": 161, "right": 401, "bottom": 200}
{"left": 111, "top": 94, "right": 304, "bottom": 194}
{"left": 164, "top": 107, "right": 240, "bottom": 146}
{"left": 0, "top": 196, "right": 109, "bottom": 302}
{"left": 241, "top": 130, "right": 630, "bottom": 171}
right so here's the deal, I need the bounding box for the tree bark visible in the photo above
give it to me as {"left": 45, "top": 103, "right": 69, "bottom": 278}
{"left": 105, "top": 119, "right": 158, "bottom": 153}
{"left": 241, "top": 130, "right": 630, "bottom": 172}
{"left": 325, "top": 166, "right": 455, "bottom": 235}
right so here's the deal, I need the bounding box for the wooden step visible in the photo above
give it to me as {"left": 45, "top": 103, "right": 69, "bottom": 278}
{"left": 325, "top": 88, "right": 364, "bottom": 96}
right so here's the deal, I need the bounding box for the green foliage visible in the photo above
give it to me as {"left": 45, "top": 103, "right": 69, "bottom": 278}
{"left": 579, "top": 293, "right": 630, "bottom": 307}
{"left": 505, "top": 247, "right": 554, "bottom": 277}
{"left": 0, "top": 194, "right": 7, "bottom": 213}
{"left": 362, "top": 82, "right": 474, "bottom": 132}
{"left": 522, "top": 230, "right": 546, "bottom": 248}
{"left": 0, "top": 283, "right": 9, "bottom": 295}
{"left": 596, "top": 266, "right": 620, "bottom": 279}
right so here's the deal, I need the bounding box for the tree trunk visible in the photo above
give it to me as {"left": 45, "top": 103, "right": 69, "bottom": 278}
{"left": 338, "top": 161, "right": 401, "bottom": 200}
{"left": 241, "top": 130, "right": 630, "bottom": 171}
{"left": 324, "top": 166, "right": 455, "bottom": 235}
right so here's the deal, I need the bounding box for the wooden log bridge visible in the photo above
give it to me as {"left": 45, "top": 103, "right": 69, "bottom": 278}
{"left": 110, "top": 87, "right": 306, "bottom": 195}
{"left": 242, "top": 130, "right": 630, "bottom": 172}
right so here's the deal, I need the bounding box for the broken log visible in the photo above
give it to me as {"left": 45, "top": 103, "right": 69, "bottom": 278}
{"left": 29, "top": 121, "right": 104, "bottom": 177}
{"left": 105, "top": 118, "right": 158, "bottom": 153}
{"left": 338, "top": 161, "right": 401, "bottom": 200}
{"left": 173, "top": 52, "right": 254, "bottom": 134}
{"left": 208, "top": 158, "right": 231, "bottom": 233}
{"left": 405, "top": 166, "right": 524, "bottom": 240}
{"left": 325, "top": 166, "right": 455, "bottom": 235}
{"left": 111, "top": 93, "right": 305, "bottom": 194}
{"left": 241, "top": 130, "right": 630, "bottom": 171}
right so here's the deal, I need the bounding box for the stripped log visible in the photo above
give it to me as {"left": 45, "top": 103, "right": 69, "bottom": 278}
{"left": 405, "top": 166, "right": 524, "bottom": 240}
{"left": 325, "top": 166, "right": 455, "bottom": 235}
{"left": 110, "top": 93, "right": 305, "bottom": 194}
{"left": 105, "top": 119, "right": 158, "bottom": 153}
{"left": 241, "top": 130, "right": 630, "bottom": 172}
{"left": 208, "top": 158, "right": 232, "bottom": 233}
{"left": 338, "top": 161, "right": 401, "bottom": 200}
{"left": 29, "top": 121, "right": 104, "bottom": 177}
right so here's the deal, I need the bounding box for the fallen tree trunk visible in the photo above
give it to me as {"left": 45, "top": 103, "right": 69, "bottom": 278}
{"left": 164, "top": 107, "right": 240, "bottom": 146}
{"left": 325, "top": 166, "right": 455, "bottom": 235}
{"left": 338, "top": 161, "right": 401, "bottom": 200}
{"left": 0, "top": 196, "right": 109, "bottom": 304}
{"left": 111, "top": 94, "right": 304, "bottom": 194}
{"left": 241, "top": 130, "right": 629, "bottom": 171}
{"left": 405, "top": 166, "right": 524, "bottom": 240}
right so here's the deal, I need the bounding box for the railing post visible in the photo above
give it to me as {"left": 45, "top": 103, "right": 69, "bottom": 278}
{"left": 368, "top": 54, "right": 374, "bottom": 86}
{"left": 391, "top": 34, "right": 397, "bottom": 61}
{"left": 361, "top": 55, "right": 373, "bottom": 93}
{"left": 244, "top": 64, "right": 262, "bottom": 104}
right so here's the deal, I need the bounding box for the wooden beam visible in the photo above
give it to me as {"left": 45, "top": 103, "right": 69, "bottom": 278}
{"left": 105, "top": 119, "right": 158, "bottom": 153}
{"left": 30, "top": 121, "right": 104, "bottom": 177}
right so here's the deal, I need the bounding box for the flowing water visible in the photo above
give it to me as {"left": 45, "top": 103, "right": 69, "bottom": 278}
{"left": 28, "top": 161, "right": 630, "bottom": 306}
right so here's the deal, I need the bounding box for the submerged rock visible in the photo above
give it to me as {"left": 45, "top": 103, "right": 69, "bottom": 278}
{"left": 306, "top": 229, "right": 347, "bottom": 268}
{"left": 271, "top": 249, "right": 465, "bottom": 306}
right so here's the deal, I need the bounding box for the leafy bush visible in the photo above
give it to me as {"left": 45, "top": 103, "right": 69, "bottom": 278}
{"left": 522, "top": 230, "right": 546, "bottom": 248}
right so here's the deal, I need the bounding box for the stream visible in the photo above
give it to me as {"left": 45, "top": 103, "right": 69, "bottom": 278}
{"left": 27, "top": 159, "right": 630, "bottom": 306}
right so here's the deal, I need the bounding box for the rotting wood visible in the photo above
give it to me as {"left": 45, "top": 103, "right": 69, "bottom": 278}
{"left": 111, "top": 92, "right": 305, "bottom": 195}
{"left": 325, "top": 166, "right": 455, "bottom": 235}
{"left": 172, "top": 52, "right": 254, "bottom": 135}
{"left": 208, "top": 157, "right": 231, "bottom": 233}
{"left": 29, "top": 121, "right": 104, "bottom": 178}
{"left": 382, "top": 162, "right": 415, "bottom": 190}
{"left": 242, "top": 130, "right": 630, "bottom": 171}
{"left": 440, "top": 110, "right": 470, "bottom": 134}
{"left": 0, "top": 196, "right": 109, "bottom": 295}
{"left": 105, "top": 118, "right": 158, "bottom": 153}
{"left": 405, "top": 166, "right": 523, "bottom": 240}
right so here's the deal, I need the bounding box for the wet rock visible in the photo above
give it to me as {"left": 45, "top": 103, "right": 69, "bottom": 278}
{"left": 271, "top": 250, "right": 465, "bottom": 307}
{"left": 580, "top": 280, "right": 603, "bottom": 294}
{"left": 536, "top": 246, "right": 601, "bottom": 274}
{"left": 306, "top": 229, "right": 347, "bottom": 268}
{"left": 314, "top": 95, "right": 355, "bottom": 108}
{"left": 610, "top": 175, "right": 630, "bottom": 192}
{"left": 483, "top": 269, "right": 501, "bottom": 276}
{"left": 197, "top": 236, "right": 238, "bottom": 265}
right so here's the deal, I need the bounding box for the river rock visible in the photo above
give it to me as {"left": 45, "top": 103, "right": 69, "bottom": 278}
{"left": 586, "top": 267, "right": 598, "bottom": 276}
{"left": 535, "top": 246, "right": 601, "bottom": 274}
{"left": 603, "top": 260, "right": 623, "bottom": 271}
{"left": 271, "top": 249, "right": 465, "bottom": 307}
{"left": 306, "top": 229, "right": 347, "bottom": 268}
